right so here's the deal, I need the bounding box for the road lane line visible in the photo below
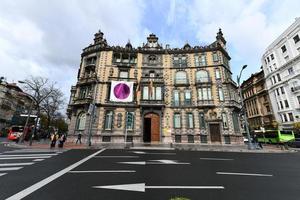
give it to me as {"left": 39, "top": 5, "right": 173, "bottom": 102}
{"left": 0, "top": 167, "right": 23, "bottom": 171}
{"left": 0, "top": 173, "right": 7, "bottom": 177}
{"left": 69, "top": 170, "right": 136, "bottom": 173}
{"left": 0, "top": 163, "right": 34, "bottom": 167}
{"left": 33, "top": 159, "right": 45, "bottom": 162}
{"left": 94, "top": 156, "right": 139, "bottom": 158}
{"left": 6, "top": 148, "right": 106, "bottom": 200}
{"left": 216, "top": 172, "right": 273, "bottom": 177}
{"left": 0, "top": 154, "right": 58, "bottom": 157}
{"left": 200, "top": 158, "right": 234, "bottom": 161}
{"left": 0, "top": 156, "right": 51, "bottom": 160}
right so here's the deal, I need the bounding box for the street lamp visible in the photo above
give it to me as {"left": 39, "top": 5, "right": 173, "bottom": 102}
{"left": 237, "top": 65, "right": 255, "bottom": 150}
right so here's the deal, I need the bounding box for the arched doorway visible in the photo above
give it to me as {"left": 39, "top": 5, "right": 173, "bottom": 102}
{"left": 143, "top": 113, "right": 160, "bottom": 142}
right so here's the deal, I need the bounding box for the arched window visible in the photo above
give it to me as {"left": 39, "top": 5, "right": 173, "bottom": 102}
{"left": 76, "top": 112, "right": 86, "bottom": 130}
{"left": 175, "top": 71, "right": 187, "bottom": 84}
{"left": 196, "top": 70, "right": 209, "bottom": 82}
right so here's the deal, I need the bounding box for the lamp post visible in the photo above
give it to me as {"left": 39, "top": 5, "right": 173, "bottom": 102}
{"left": 237, "top": 65, "right": 255, "bottom": 150}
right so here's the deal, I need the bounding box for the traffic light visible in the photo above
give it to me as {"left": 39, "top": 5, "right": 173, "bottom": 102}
{"left": 126, "top": 113, "right": 133, "bottom": 128}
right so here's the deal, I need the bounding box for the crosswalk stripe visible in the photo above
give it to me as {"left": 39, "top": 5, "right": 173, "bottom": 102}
{"left": 0, "top": 163, "right": 34, "bottom": 167}
{"left": 0, "top": 167, "right": 23, "bottom": 171}
{"left": 0, "top": 154, "right": 58, "bottom": 157}
{"left": 4, "top": 149, "right": 67, "bottom": 154}
{"left": 0, "top": 156, "right": 51, "bottom": 160}
{"left": 33, "top": 159, "right": 45, "bottom": 162}
{"left": 0, "top": 173, "right": 7, "bottom": 177}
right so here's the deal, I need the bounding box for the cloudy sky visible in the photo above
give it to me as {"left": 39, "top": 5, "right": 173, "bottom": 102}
{"left": 0, "top": 0, "right": 299, "bottom": 106}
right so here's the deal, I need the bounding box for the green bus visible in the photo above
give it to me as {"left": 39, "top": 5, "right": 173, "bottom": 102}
{"left": 253, "top": 129, "right": 295, "bottom": 144}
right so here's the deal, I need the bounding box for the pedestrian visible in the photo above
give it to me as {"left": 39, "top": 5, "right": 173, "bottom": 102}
{"left": 50, "top": 132, "right": 57, "bottom": 148}
{"left": 58, "top": 134, "right": 66, "bottom": 148}
{"left": 76, "top": 133, "right": 82, "bottom": 144}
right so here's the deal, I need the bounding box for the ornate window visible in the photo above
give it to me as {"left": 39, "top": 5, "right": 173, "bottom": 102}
{"left": 199, "top": 112, "right": 206, "bottom": 129}
{"left": 198, "top": 87, "right": 212, "bottom": 100}
{"left": 173, "top": 55, "right": 187, "bottom": 67}
{"left": 143, "top": 86, "right": 162, "bottom": 100}
{"left": 184, "top": 90, "right": 191, "bottom": 105}
{"left": 212, "top": 52, "right": 219, "bottom": 62}
{"left": 76, "top": 112, "right": 86, "bottom": 130}
{"left": 196, "top": 70, "right": 209, "bottom": 83}
{"left": 175, "top": 71, "right": 188, "bottom": 84}
{"left": 222, "top": 113, "right": 228, "bottom": 129}
{"left": 215, "top": 68, "right": 221, "bottom": 79}
{"left": 195, "top": 54, "right": 207, "bottom": 66}
{"left": 117, "top": 113, "right": 122, "bottom": 128}
{"left": 219, "top": 87, "right": 224, "bottom": 101}
{"left": 232, "top": 112, "right": 240, "bottom": 133}
{"left": 148, "top": 55, "right": 157, "bottom": 63}
{"left": 187, "top": 113, "right": 194, "bottom": 128}
{"left": 173, "top": 90, "right": 180, "bottom": 106}
{"left": 174, "top": 113, "right": 181, "bottom": 128}
{"left": 104, "top": 111, "right": 114, "bottom": 130}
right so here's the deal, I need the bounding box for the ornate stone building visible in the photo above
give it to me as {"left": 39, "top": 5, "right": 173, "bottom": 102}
{"left": 241, "top": 70, "right": 275, "bottom": 130}
{"left": 67, "top": 29, "right": 243, "bottom": 144}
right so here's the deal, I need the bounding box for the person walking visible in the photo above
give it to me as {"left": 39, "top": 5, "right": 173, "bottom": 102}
{"left": 50, "top": 133, "right": 57, "bottom": 148}
{"left": 58, "top": 134, "right": 66, "bottom": 148}
{"left": 76, "top": 133, "right": 82, "bottom": 144}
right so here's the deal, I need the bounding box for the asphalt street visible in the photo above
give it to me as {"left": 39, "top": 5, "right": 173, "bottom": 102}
{"left": 0, "top": 143, "right": 300, "bottom": 200}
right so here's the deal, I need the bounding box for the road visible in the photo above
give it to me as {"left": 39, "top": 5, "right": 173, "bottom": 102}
{"left": 0, "top": 142, "right": 300, "bottom": 200}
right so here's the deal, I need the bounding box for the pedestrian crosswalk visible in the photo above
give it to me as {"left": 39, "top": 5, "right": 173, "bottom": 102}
{"left": 0, "top": 148, "right": 67, "bottom": 177}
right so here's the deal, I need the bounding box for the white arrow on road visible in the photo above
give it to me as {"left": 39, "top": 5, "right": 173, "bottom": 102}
{"left": 132, "top": 151, "right": 176, "bottom": 155}
{"left": 118, "top": 160, "right": 190, "bottom": 165}
{"left": 93, "top": 183, "right": 224, "bottom": 192}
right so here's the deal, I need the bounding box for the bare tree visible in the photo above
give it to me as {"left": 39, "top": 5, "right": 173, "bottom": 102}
{"left": 41, "top": 87, "right": 65, "bottom": 136}
{"left": 19, "top": 76, "right": 55, "bottom": 143}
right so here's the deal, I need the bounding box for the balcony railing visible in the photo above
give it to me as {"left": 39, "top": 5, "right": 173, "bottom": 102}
{"left": 197, "top": 100, "right": 215, "bottom": 107}
{"left": 140, "top": 99, "right": 164, "bottom": 106}
{"left": 195, "top": 78, "right": 212, "bottom": 84}
{"left": 113, "top": 59, "right": 137, "bottom": 67}
{"left": 72, "top": 97, "right": 92, "bottom": 105}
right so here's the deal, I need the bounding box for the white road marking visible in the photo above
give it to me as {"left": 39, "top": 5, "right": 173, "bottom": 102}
{"left": 94, "top": 156, "right": 139, "bottom": 158}
{"left": 0, "top": 162, "right": 34, "bottom": 167}
{"left": 69, "top": 170, "right": 136, "bottom": 173}
{"left": 132, "top": 151, "right": 176, "bottom": 155}
{"left": 6, "top": 148, "right": 106, "bottom": 200}
{"left": 93, "top": 183, "right": 224, "bottom": 192}
{"left": 0, "top": 156, "right": 51, "bottom": 160}
{"left": 118, "top": 160, "right": 190, "bottom": 165}
{"left": 33, "top": 159, "right": 45, "bottom": 162}
{"left": 0, "top": 167, "right": 23, "bottom": 171}
{"left": 216, "top": 172, "right": 273, "bottom": 177}
{"left": 0, "top": 173, "right": 7, "bottom": 177}
{"left": 0, "top": 154, "right": 58, "bottom": 157}
{"left": 200, "top": 158, "right": 234, "bottom": 161}
{"left": 4, "top": 149, "right": 67, "bottom": 154}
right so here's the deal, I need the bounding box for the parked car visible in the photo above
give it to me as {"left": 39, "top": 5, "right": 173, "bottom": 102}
{"left": 7, "top": 126, "right": 24, "bottom": 141}
{"left": 287, "top": 138, "right": 300, "bottom": 148}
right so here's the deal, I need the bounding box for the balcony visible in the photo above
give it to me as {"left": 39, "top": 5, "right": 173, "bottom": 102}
{"left": 223, "top": 100, "right": 241, "bottom": 108}
{"left": 72, "top": 97, "right": 92, "bottom": 105}
{"left": 113, "top": 59, "right": 137, "bottom": 68}
{"left": 78, "top": 74, "right": 97, "bottom": 85}
{"left": 197, "top": 100, "right": 215, "bottom": 107}
{"left": 140, "top": 99, "right": 164, "bottom": 107}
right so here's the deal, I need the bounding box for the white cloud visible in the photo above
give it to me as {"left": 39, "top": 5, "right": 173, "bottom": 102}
{"left": 0, "top": 0, "right": 146, "bottom": 113}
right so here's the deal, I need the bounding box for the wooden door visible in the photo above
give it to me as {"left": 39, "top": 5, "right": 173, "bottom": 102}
{"left": 150, "top": 114, "right": 160, "bottom": 142}
{"left": 144, "top": 113, "right": 160, "bottom": 142}
{"left": 209, "top": 124, "right": 221, "bottom": 142}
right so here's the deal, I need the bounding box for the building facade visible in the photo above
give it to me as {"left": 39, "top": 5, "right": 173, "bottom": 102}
{"left": 262, "top": 17, "right": 300, "bottom": 129}
{"left": 241, "top": 70, "right": 275, "bottom": 130}
{"left": 0, "top": 80, "right": 33, "bottom": 132}
{"left": 67, "top": 29, "right": 243, "bottom": 144}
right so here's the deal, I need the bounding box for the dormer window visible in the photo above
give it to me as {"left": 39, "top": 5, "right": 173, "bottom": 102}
{"left": 281, "top": 45, "right": 287, "bottom": 53}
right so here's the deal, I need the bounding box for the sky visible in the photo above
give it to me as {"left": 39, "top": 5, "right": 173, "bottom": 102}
{"left": 0, "top": 0, "right": 299, "bottom": 110}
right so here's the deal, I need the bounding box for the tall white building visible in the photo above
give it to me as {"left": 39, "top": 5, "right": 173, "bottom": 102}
{"left": 262, "top": 17, "right": 300, "bottom": 129}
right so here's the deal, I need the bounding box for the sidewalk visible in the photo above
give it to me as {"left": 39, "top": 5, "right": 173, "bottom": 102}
{"left": 5, "top": 139, "right": 297, "bottom": 153}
